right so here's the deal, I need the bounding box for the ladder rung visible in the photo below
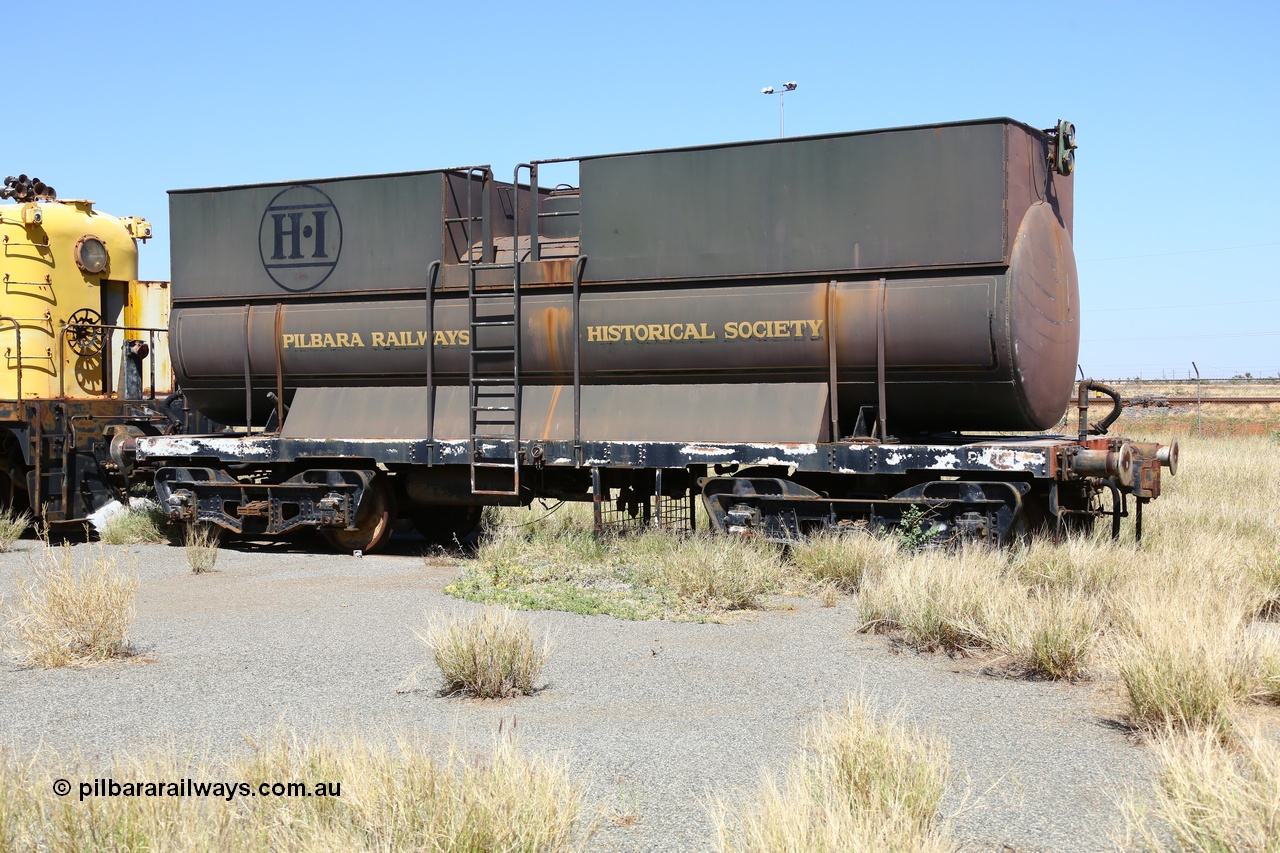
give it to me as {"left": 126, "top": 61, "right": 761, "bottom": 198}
{"left": 471, "top": 347, "right": 516, "bottom": 355}
{"left": 470, "top": 319, "right": 516, "bottom": 327}
{"left": 471, "top": 377, "right": 515, "bottom": 384}
{"left": 470, "top": 263, "right": 517, "bottom": 271}
{"left": 472, "top": 461, "right": 518, "bottom": 469}
{"left": 472, "top": 405, "right": 515, "bottom": 412}
{"left": 472, "top": 488, "right": 520, "bottom": 496}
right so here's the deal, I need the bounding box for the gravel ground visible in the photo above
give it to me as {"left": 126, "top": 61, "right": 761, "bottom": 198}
{"left": 0, "top": 535, "right": 1153, "bottom": 852}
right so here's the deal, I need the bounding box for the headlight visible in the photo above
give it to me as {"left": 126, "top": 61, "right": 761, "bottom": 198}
{"left": 74, "top": 235, "right": 110, "bottom": 274}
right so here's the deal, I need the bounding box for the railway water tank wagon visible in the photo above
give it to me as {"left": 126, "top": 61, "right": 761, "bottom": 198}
{"left": 0, "top": 175, "right": 184, "bottom": 527}
{"left": 138, "top": 118, "right": 1178, "bottom": 553}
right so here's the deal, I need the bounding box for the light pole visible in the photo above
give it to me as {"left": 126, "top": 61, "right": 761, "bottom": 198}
{"left": 761, "top": 81, "right": 797, "bottom": 137}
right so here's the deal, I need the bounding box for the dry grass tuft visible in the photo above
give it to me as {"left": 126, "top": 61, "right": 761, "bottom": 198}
{"left": 0, "top": 734, "right": 590, "bottom": 851}
{"left": 4, "top": 545, "right": 137, "bottom": 667}
{"left": 856, "top": 545, "right": 1008, "bottom": 653}
{"left": 1113, "top": 576, "right": 1256, "bottom": 740}
{"left": 0, "top": 511, "right": 29, "bottom": 552}
{"left": 97, "top": 505, "right": 170, "bottom": 545}
{"left": 789, "top": 530, "right": 898, "bottom": 592}
{"left": 1123, "top": 726, "right": 1280, "bottom": 852}
{"left": 627, "top": 533, "right": 785, "bottom": 611}
{"left": 1248, "top": 634, "right": 1280, "bottom": 706}
{"left": 1017, "top": 592, "right": 1099, "bottom": 681}
{"left": 184, "top": 523, "right": 220, "bottom": 574}
{"left": 715, "top": 696, "right": 953, "bottom": 852}
{"left": 421, "top": 608, "right": 550, "bottom": 698}
{"left": 856, "top": 543, "right": 1100, "bottom": 679}
{"left": 451, "top": 509, "right": 786, "bottom": 619}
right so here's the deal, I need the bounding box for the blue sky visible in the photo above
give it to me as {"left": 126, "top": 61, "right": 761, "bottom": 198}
{"left": 13, "top": 0, "right": 1277, "bottom": 379}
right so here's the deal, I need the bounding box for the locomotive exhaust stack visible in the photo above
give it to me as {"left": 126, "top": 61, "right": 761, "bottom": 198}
{"left": 135, "top": 117, "right": 1177, "bottom": 551}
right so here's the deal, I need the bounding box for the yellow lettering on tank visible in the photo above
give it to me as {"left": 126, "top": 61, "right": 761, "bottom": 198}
{"left": 724, "top": 322, "right": 738, "bottom": 340}
{"left": 280, "top": 334, "right": 294, "bottom": 349}
{"left": 335, "top": 333, "right": 348, "bottom": 347}
{"left": 808, "top": 320, "right": 823, "bottom": 339}
{"left": 459, "top": 330, "right": 470, "bottom": 346}
{"left": 587, "top": 326, "right": 602, "bottom": 342}
{"left": 319, "top": 333, "right": 333, "bottom": 348}
{"left": 608, "top": 326, "right": 621, "bottom": 342}
{"left": 649, "top": 324, "right": 665, "bottom": 341}
{"left": 371, "top": 332, "right": 386, "bottom": 347}
{"left": 415, "top": 331, "right": 429, "bottom": 346}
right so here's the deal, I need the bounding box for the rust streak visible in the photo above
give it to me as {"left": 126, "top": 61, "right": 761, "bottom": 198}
{"left": 542, "top": 384, "right": 563, "bottom": 440}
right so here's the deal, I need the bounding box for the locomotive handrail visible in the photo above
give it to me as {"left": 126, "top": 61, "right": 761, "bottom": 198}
{"left": 56, "top": 321, "right": 169, "bottom": 399}
{"left": 0, "top": 316, "right": 23, "bottom": 400}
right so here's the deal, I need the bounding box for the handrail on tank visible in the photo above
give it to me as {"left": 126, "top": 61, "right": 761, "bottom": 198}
{"left": 462, "top": 167, "right": 493, "bottom": 265}
{"left": 425, "top": 259, "right": 441, "bottom": 460}
{"left": 517, "top": 163, "right": 539, "bottom": 262}
{"left": 572, "top": 254, "right": 587, "bottom": 464}
{"left": 57, "top": 322, "right": 169, "bottom": 399}
{"left": 0, "top": 316, "right": 23, "bottom": 400}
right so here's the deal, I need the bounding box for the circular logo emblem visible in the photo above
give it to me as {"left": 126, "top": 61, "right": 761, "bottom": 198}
{"left": 258, "top": 185, "right": 342, "bottom": 292}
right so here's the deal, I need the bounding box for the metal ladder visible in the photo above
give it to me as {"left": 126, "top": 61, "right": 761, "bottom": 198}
{"left": 463, "top": 167, "right": 521, "bottom": 496}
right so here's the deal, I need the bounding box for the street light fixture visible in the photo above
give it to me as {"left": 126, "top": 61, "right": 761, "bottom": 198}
{"left": 761, "top": 81, "right": 797, "bottom": 137}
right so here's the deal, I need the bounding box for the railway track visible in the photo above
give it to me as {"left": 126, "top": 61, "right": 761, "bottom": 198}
{"left": 1077, "top": 396, "right": 1280, "bottom": 407}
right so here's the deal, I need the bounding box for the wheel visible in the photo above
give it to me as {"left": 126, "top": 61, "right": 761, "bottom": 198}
{"left": 322, "top": 475, "right": 396, "bottom": 554}
{"left": 412, "top": 505, "right": 482, "bottom": 546}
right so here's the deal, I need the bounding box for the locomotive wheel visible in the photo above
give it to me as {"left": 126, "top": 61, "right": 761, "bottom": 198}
{"left": 412, "top": 505, "right": 483, "bottom": 546}
{"left": 323, "top": 475, "right": 396, "bottom": 554}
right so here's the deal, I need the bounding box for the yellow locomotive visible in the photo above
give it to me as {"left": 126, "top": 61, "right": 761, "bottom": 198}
{"left": 0, "top": 174, "right": 177, "bottom": 525}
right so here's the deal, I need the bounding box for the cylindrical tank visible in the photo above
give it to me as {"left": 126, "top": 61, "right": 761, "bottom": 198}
{"left": 170, "top": 195, "right": 1076, "bottom": 431}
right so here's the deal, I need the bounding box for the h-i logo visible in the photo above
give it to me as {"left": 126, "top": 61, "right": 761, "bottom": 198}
{"left": 259, "top": 185, "right": 343, "bottom": 292}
